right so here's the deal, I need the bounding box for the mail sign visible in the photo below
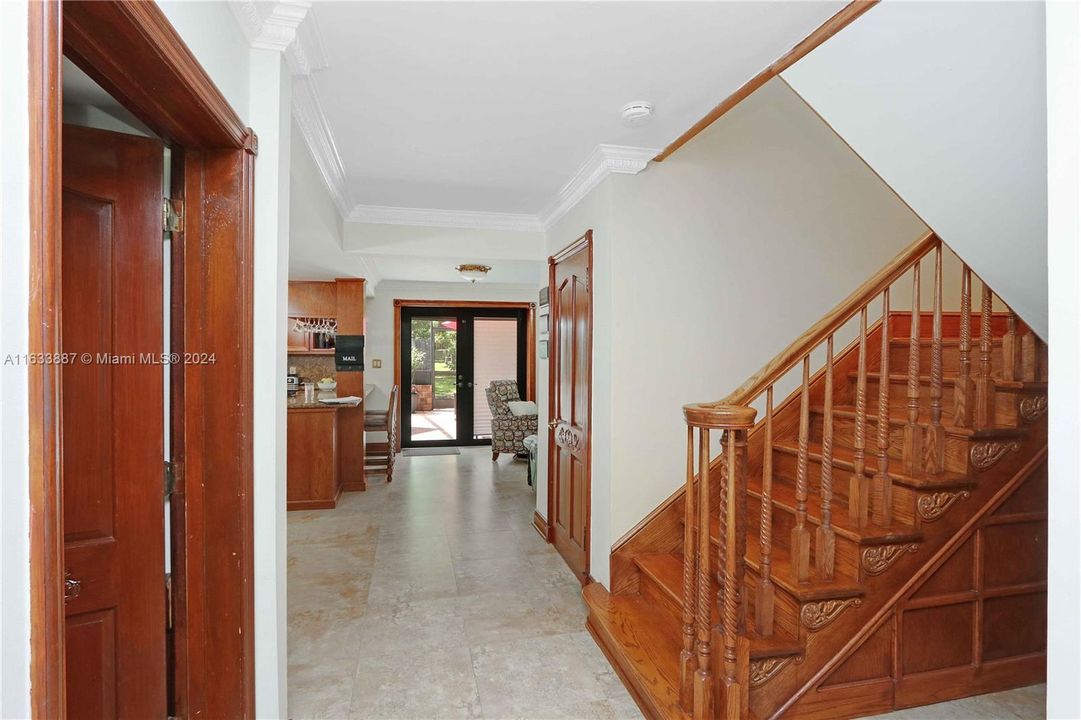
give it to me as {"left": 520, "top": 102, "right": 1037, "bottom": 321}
{"left": 335, "top": 335, "right": 365, "bottom": 371}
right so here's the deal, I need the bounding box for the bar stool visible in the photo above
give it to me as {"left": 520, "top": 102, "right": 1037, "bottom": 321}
{"left": 364, "top": 384, "right": 399, "bottom": 482}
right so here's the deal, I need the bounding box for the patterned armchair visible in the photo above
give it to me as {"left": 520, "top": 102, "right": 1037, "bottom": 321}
{"left": 486, "top": 379, "right": 537, "bottom": 461}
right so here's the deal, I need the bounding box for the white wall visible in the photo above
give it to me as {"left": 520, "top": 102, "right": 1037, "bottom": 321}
{"left": 365, "top": 280, "right": 538, "bottom": 394}
{"left": 0, "top": 1, "right": 32, "bottom": 714}
{"left": 289, "top": 123, "right": 368, "bottom": 283}
{"left": 1045, "top": 3, "right": 1081, "bottom": 717}
{"left": 783, "top": 1, "right": 1048, "bottom": 339}
{"left": 537, "top": 78, "right": 928, "bottom": 588}
{"left": 248, "top": 49, "right": 291, "bottom": 720}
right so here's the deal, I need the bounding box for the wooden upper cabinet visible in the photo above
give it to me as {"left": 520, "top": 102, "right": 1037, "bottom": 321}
{"left": 288, "top": 281, "right": 337, "bottom": 318}
{"left": 286, "top": 317, "right": 308, "bottom": 353}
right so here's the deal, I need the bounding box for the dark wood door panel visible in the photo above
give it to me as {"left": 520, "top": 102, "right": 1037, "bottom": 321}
{"left": 549, "top": 233, "right": 592, "bottom": 582}
{"left": 61, "top": 123, "right": 166, "bottom": 718}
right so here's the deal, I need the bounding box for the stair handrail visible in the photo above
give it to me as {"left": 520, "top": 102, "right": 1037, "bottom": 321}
{"left": 695, "top": 230, "right": 938, "bottom": 412}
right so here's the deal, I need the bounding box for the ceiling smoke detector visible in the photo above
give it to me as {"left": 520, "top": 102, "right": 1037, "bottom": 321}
{"left": 621, "top": 101, "right": 654, "bottom": 127}
{"left": 456, "top": 264, "right": 492, "bottom": 283}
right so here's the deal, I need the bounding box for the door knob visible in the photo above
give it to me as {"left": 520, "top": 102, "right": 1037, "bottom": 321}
{"left": 64, "top": 571, "right": 81, "bottom": 602}
{"left": 549, "top": 419, "right": 559, "bottom": 430}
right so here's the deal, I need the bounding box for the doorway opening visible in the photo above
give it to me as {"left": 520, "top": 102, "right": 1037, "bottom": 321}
{"left": 393, "top": 300, "right": 536, "bottom": 451}
{"left": 29, "top": 3, "right": 257, "bottom": 717}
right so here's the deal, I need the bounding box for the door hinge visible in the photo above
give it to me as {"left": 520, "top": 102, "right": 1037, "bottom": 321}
{"left": 164, "top": 460, "right": 181, "bottom": 498}
{"left": 162, "top": 197, "right": 183, "bottom": 233}
{"left": 165, "top": 572, "right": 174, "bottom": 630}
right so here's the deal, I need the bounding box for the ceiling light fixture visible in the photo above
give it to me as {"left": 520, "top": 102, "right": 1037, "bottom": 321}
{"left": 456, "top": 263, "right": 492, "bottom": 283}
{"left": 621, "top": 101, "right": 654, "bottom": 127}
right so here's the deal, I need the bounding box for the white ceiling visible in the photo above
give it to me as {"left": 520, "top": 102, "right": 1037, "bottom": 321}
{"left": 304, "top": 1, "right": 846, "bottom": 224}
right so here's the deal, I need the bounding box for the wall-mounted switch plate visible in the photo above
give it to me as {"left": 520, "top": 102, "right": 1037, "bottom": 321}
{"left": 372, "top": 359, "right": 382, "bottom": 368}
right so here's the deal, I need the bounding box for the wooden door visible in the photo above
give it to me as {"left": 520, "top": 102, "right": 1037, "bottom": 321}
{"left": 61, "top": 124, "right": 166, "bottom": 718}
{"left": 548, "top": 232, "right": 592, "bottom": 582}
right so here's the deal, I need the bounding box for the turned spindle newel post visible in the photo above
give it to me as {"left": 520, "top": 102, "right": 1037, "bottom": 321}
{"left": 679, "top": 425, "right": 697, "bottom": 712}
{"left": 850, "top": 307, "right": 870, "bottom": 527}
{"left": 816, "top": 336, "right": 836, "bottom": 581}
{"left": 683, "top": 402, "right": 756, "bottom": 720}
{"left": 903, "top": 261, "right": 924, "bottom": 474}
{"left": 954, "top": 266, "right": 974, "bottom": 427}
{"left": 974, "top": 282, "right": 996, "bottom": 428}
{"left": 924, "top": 243, "right": 945, "bottom": 474}
{"left": 873, "top": 290, "right": 893, "bottom": 526}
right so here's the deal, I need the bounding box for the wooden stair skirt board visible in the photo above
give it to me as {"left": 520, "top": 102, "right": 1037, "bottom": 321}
{"left": 584, "top": 235, "right": 1048, "bottom": 720}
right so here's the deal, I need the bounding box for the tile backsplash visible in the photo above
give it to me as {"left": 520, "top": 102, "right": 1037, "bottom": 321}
{"left": 288, "top": 355, "right": 336, "bottom": 383}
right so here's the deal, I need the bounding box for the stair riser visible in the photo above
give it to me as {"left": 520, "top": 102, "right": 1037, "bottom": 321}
{"left": 813, "top": 413, "right": 976, "bottom": 475}
{"left": 638, "top": 566, "right": 695, "bottom": 625}
{"left": 887, "top": 343, "right": 1003, "bottom": 375}
{"left": 854, "top": 377, "right": 1026, "bottom": 429}
{"left": 771, "top": 450, "right": 919, "bottom": 527}
{"left": 751, "top": 497, "right": 863, "bottom": 586}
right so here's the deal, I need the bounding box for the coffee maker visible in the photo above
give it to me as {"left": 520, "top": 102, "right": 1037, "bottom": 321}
{"left": 286, "top": 366, "right": 300, "bottom": 396}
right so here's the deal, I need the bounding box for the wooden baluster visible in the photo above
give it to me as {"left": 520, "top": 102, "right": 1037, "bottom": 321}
{"left": 954, "top": 266, "right": 974, "bottom": 427}
{"left": 850, "top": 307, "right": 870, "bottom": 527}
{"left": 903, "top": 262, "right": 924, "bottom": 474}
{"left": 679, "top": 425, "right": 696, "bottom": 711}
{"left": 733, "top": 428, "right": 749, "bottom": 633}
{"left": 924, "top": 244, "right": 945, "bottom": 473}
{"left": 721, "top": 429, "right": 749, "bottom": 720}
{"left": 1021, "top": 320, "right": 1039, "bottom": 382}
{"left": 791, "top": 356, "right": 812, "bottom": 583}
{"left": 755, "top": 388, "right": 775, "bottom": 637}
{"left": 693, "top": 427, "right": 712, "bottom": 720}
{"left": 873, "top": 290, "right": 893, "bottom": 526}
{"left": 1002, "top": 311, "right": 1020, "bottom": 381}
{"left": 974, "top": 282, "right": 995, "bottom": 427}
{"left": 816, "top": 337, "right": 835, "bottom": 580}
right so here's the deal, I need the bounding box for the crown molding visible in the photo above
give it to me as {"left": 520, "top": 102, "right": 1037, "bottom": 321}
{"left": 229, "top": 1, "right": 310, "bottom": 53}
{"left": 537, "top": 144, "right": 658, "bottom": 230}
{"left": 349, "top": 205, "right": 544, "bottom": 233}
{"left": 293, "top": 78, "right": 353, "bottom": 216}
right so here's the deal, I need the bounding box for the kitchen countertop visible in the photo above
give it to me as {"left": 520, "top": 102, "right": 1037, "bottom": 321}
{"left": 286, "top": 384, "right": 376, "bottom": 410}
{"left": 287, "top": 391, "right": 361, "bottom": 410}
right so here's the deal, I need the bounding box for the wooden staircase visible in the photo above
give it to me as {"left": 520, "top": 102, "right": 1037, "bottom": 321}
{"left": 585, "top": 233, "right": 1048, "bottom": 719}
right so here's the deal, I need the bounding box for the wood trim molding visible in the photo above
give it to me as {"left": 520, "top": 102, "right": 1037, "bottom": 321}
{"left": 27, "top": 2, "right": 65, "bottom": 716}
{"left": 654, "top": 0, "right": 878, "bottom": 162}
{"left": 62, "top": 1, "right": 250, "bottom": 149}
{"left": 391, "top": 299, "right": 538, "bottom": 452}
{"left": 533, "top": 511, "right": 551, "bottom": 542}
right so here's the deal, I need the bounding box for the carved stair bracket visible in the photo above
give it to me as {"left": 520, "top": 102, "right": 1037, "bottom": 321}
{"left": 749, "top": 655, "right": 799, "bottom": 688}
{"left": 861, "top": 543, "right": 919, "bottom": 576}
{"left": 800, "top": 598, "right": 862, "bottom": 632}
{"left": 917, "top": 490, "right": 971, "bottom": 522}
{"left": 970, "top": 441, "right": 1020, "bottom": 472}
{"left": 1019, "top": 394, "right": 1047, "bottom": 423}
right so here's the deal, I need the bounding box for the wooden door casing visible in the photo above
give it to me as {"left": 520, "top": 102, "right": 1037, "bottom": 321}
{"left": 547, "top": 231, "right": 593, "bottom": 583}
{"left": 61, "top": 124, "right": 166, "bottom": 718}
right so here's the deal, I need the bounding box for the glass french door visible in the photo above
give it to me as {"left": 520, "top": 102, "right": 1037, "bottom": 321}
{"left": 401, "top": 306, "right": 528, "bottom": 447}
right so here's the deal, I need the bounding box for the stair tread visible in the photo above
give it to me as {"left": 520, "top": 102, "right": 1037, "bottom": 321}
{"left": 583, "top": 583, "right": 687, "bottom": 720}
{"left": 772, "top": 439, "right": 976, "bottom": 490}
{"left": 813, "top": 403, "right": 1026, "bottom": 439}
{"left": 633, "top": 553, "right": 804, "bottom": 660}
{"left": 747, "top": 470, "right": 922, "bottom": 545}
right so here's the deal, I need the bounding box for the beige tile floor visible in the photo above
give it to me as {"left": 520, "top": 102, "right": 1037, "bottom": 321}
{"left": 287, "top": 447, "right": 1046, "bottom": 720}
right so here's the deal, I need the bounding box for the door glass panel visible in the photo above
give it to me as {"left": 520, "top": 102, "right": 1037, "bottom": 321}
{"left": 472, "top": 317, "right": 519, "bottom": 439}
{"left": 410, "top": 317, "right": 457, "bottom": 442}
